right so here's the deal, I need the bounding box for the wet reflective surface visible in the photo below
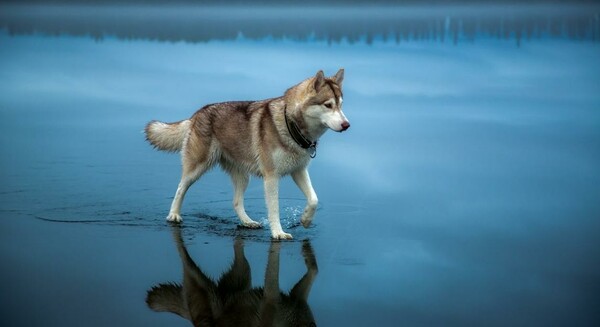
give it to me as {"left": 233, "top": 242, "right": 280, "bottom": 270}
{"left": 147, "top": 226, "right": 318, "bottom": 326}
{"left": 1, "top": 4, "right": 600, "bottom": 326}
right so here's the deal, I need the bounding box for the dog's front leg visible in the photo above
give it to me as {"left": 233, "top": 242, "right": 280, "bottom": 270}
{"left": 290, "top": 240, "right": 318, "bottom": 302}
{"left": 264, "top": 175, "right": 292, "bottom": 240}
{"left": 260, "top": 241, "right": 282, "bottom": 325}
{"left": 291, "top": 169, "right": 318, "bottom": 228}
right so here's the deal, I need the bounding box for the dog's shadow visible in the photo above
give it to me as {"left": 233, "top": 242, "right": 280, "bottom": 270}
{"left": 146, "top": 226, "right": 318, "bottom": 327}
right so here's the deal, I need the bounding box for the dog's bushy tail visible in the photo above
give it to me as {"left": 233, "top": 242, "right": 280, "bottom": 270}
{"left": 145, "top": 119, "right": 191, "bottom": 152}
{"left": 146, "top": 282, "right": 190, "bottom": 319}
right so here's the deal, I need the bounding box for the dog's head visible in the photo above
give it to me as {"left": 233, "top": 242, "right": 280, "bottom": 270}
{"left": 302, "top": 69, "right": 350, "bottom": 133}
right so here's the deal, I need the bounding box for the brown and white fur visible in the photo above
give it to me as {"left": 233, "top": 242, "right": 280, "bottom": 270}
{"left": 146, "top": 226, "right": 318, "bottom": 326}
{"left": 145, "top": 69, "right": 349, "bottom": 239}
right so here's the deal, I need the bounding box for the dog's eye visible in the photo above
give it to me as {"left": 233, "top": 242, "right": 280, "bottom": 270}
{"left": 324, "top": 103, "right": 332, "bottom": 109}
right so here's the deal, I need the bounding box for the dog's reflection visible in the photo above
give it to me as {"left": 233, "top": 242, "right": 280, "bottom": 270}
{"left": 146, "top": 227, "right": 318, "bottom": 327}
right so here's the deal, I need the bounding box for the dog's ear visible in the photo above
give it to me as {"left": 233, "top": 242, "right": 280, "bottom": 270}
{"left": 314, "top": 70, "right": 326, "bottom": 91}
{"left": 333, "top": 68, "right": 344, "bottom": 86}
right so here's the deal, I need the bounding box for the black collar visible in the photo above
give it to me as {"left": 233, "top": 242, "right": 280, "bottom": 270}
{"left": 284, "top": 105, "right": 318, "bottom": 158}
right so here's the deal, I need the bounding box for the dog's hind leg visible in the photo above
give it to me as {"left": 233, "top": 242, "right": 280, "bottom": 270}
{"left": 217, "top": 237, "right": 252, "bottom": 302}
{"left": 171, "top": 225, "right": 218, "bottom": 324}
{"left": 230, "top": 171, "right": 262, "bottom": 228}
{"left": 167, "top": 165, "right": 206, "bottom": 222}
{"left": 167, "top": 146, "right": 210, "bottom": 222}
{"left": 291, "top": 169, "right": 318, "bottom": 228}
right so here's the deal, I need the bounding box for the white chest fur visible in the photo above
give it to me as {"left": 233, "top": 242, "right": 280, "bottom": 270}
{"left": 271, "top": 148, "right": 310, "bottom": 176}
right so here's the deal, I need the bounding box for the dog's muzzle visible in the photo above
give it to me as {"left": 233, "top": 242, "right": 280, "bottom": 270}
{"left": 341, "top": 121, "right": 350, "bottom": 132}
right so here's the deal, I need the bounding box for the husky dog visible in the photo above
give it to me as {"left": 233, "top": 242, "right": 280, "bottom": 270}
{"left": 146, "top": 226, "right": 318, "bottom": 326}
{"left": 145, "top": 69, "right": 349, "bottom": 239}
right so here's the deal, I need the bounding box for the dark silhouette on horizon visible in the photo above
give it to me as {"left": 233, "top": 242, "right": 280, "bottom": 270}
{"left": 1, "top": 3, "right": 599, "bottom": 45}
{"left": 1, "top": 0, "right": 599, "bottom": 5}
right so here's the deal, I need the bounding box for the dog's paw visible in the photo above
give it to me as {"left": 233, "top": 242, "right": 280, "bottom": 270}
{"left": 241, "top": 220, "right": 262, "bottom": 229}
{"left": 272, "top": 231, "right": 293, "bottom": 240}
{"left": 166, "top": 213, "right": 182, "bottom": 223}
{"left": 301, "top": 217, "right": 313, "bottom": 228}
{"left": 234, "top": 237, "right": 244, "bottom": 250}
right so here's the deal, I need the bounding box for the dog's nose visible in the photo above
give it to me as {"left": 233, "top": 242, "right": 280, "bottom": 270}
{"left": 341, "top": 121, "right": 350, "bottom": 131}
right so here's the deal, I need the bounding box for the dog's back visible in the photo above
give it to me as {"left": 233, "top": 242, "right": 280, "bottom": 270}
{"left": 146, "top": 97, "right": 306, "bottom": 176}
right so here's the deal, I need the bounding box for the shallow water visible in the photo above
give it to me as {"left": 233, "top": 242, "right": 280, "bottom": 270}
{"left": 1, "top": 4, "right": 600, "bottom": 326}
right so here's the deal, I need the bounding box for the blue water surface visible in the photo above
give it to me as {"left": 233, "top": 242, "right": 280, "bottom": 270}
{"left": 1, "top": 4, "right": 599, "bottom": 327}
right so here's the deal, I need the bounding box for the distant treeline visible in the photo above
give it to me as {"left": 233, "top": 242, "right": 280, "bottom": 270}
{"left": 1, "top": 0, "right": 599, "bottom": 5}
{"left": 1, "top": 2, "right": 599, "bottom": 45}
